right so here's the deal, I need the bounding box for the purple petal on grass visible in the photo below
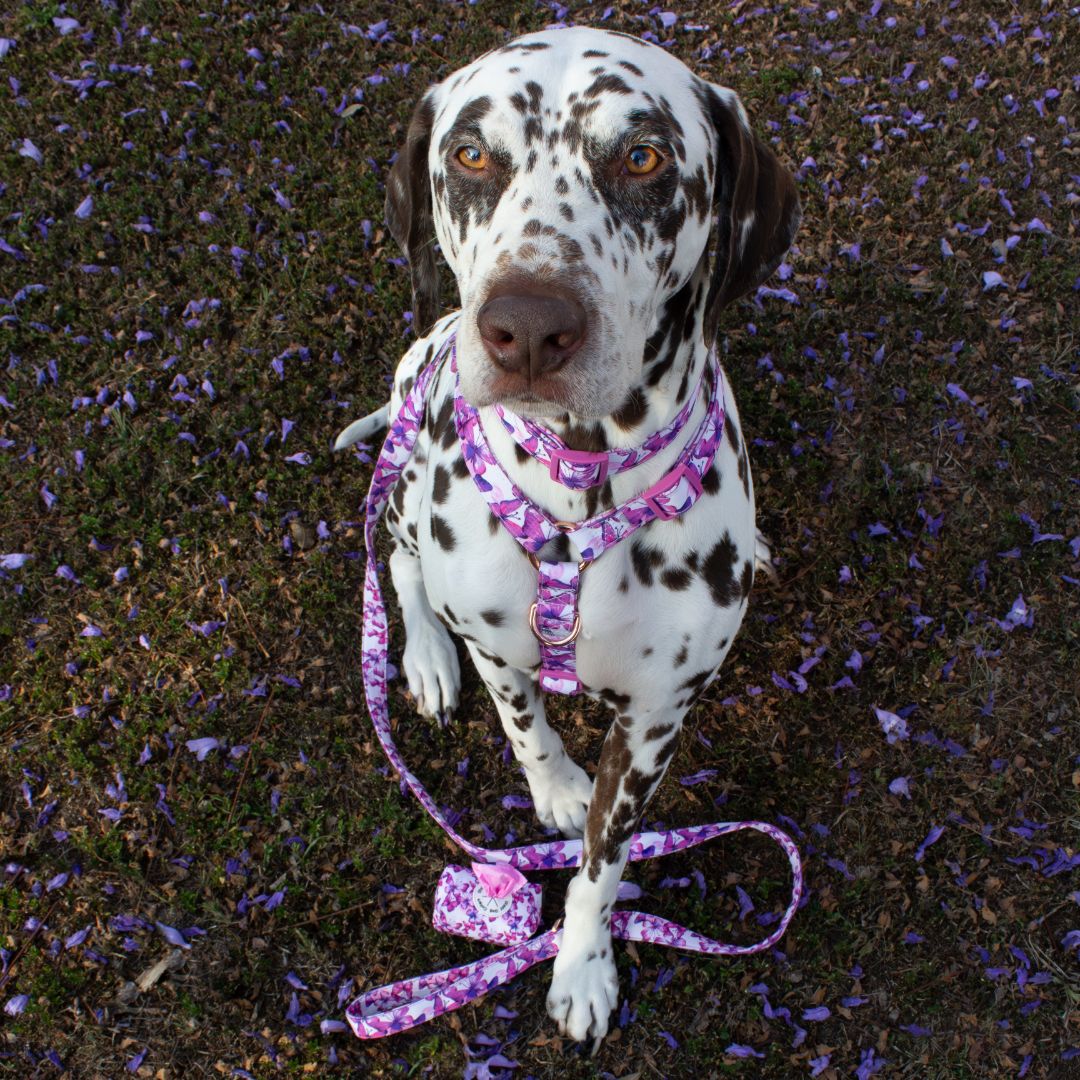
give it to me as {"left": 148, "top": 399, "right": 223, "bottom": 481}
{"left": 915, "top": 824, "right": 945, "bottom": 863}
{"left": 726, "top": 1044, "right": 764, "bottom": 1058}
{"left": 1061, "top": 930, "right": 1080, "bottom": 953}
{"left": 19, "top": 138, "right": 43, "bottom": 164}
{"left": 803, "top": 1006, "right": 831, "bottom": 1021}
{"left": 126, "top": 1048, "right": 147, "bottom": 1072}
{"left": 46, "top": 871, "right": 69, "bottom": 891}
{"left": 2, "top": 553, "right": 34, "bottom": 569}
{"left": 74, "top": 195, "right": 93, "bottom": 220}
{"left": 658, "top": 1031, "right": 679, "bottom": 1050}
{"left": 320, "top": 1019, "right": 348, "bottom": 1033}
{"left": 735, "top": 885, "right": 754, "bottom": 919}
{"left": 185, "top": 737, "right": 220, "bottom": 761}
{"left": 889, "top": 776, "right": 911, "bottom": 798}
{"left": 678, "top": 769, "right": 717, "bottom": 786}
{"left": 982, "top": 271, "right": 1006, "bottom": 291}
{"left": 900, "top": 1023, "right": 932, "bottom": 1036}
{"left": 4, "top": 994, "right": 29, "bottom": 1016}
{"left": 874, "top": 707, "right": 909, "bottom": 744}
{"left": 65, "top": 926, "right": 91, "bottom": 949}
{"left": 501, "top": 794, "right": 533, "bottom": 810}
{"left": 616, "top": 881, "right": 643, "bottom": 901}
{"left": 996, "top": 594, "right": 1032, "bottom": 631}
{"left": 284, "top": 452, "right": 311, "bottom": 465}
{"left": 53, "top": 16, "right": 81, "bottom": 34}
{"left": 154, "top": 921, "right": 191, "bottom": 949}
{"left": 79, "top": 624, "right": 103, "bottom": 637}
{"left": 810, "top": 1055, "right": 831, "bottom": 1077}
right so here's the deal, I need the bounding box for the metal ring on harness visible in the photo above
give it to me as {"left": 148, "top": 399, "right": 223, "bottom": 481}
{"left": 528, "top": 602, "right": 582, "bottom": 646}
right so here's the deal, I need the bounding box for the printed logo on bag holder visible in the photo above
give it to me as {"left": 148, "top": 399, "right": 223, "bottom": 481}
{"left": 472, "top": 883, "right": 513, "bottom": 918}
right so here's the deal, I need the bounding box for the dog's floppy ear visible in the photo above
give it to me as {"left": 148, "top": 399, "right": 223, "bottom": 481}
{"left": 699, "top": 83, "right": 801, "bottom": 343}
{"left": 385, "top": 92, "right": 440, "bottom": 338}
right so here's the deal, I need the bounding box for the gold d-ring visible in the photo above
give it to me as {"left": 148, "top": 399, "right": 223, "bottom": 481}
{"left": 528, "top": 602, "right": 582, "bottom": 646}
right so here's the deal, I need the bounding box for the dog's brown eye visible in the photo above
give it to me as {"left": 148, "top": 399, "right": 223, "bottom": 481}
{"left": 624, "top": 145, "right": 661, "bottom": 175}
{"left": 456, "top": 145, "right": 488, "bottom": 170}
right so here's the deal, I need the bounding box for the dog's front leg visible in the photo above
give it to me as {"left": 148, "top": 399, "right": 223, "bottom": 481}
{"left": 389, "top": 546, "right": 461, "bottom": 719}
{"left": 464, "top": 642, "right": 593, "bottom": 838}
{"left": 547, "top": 707, "right": 685, "bottom": 1045}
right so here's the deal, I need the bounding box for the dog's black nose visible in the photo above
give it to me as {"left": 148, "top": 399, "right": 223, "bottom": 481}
{"left": 477, "top": 294, "right": 586, "bottom": 378}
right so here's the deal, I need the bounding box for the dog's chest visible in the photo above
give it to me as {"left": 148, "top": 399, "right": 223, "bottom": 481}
{"left": 390, "top": 371, "right": 758, "bottom": 701}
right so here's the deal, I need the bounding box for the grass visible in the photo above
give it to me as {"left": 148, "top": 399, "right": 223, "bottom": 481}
{"left": 1, "top": 1, "right": 1078, "bottom": 1078}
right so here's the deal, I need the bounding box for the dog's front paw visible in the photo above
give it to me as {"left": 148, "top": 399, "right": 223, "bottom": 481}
{"left": 529, "top": 755, "right": 592, "bottom": 838}
{"left": 547, "top": 936, "right": 618, "bottom": 1044}
{"left": 401, "top": 618, "right": 460, "bottom": 719}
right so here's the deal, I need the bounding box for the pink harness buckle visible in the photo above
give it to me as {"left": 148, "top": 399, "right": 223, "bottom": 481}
{"left": 642, "top": 462, "right": 704, "bottom": 520}
{"left": 548, "top": 446, "right": 609, "bottom": 488}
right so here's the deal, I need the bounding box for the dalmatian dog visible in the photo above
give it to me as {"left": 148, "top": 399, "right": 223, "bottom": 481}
{"left": 336, "top": 25, "right": 799, "bottom": 1044}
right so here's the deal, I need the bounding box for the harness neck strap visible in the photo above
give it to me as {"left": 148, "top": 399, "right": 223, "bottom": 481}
{"left": 492, "top": 367, "right": 705, "bottom": 490}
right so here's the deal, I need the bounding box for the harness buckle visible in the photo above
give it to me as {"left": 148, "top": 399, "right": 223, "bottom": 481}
{"left": 548, "top": 447, "right": 609, "bottom": 489}
{"left": 641, "top": 463, "right": 703, "bottom": 521}
{"left": 528, "top": 602, "right": 582, "bottom": 646}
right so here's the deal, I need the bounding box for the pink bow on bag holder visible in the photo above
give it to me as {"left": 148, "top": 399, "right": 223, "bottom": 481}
{"left": 346, "top": 339, "right": 804, "bottom": 1039}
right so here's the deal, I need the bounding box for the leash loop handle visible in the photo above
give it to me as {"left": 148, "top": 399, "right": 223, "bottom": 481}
{"left": 347, "top": 930, "right": 561, "bottom": 1038}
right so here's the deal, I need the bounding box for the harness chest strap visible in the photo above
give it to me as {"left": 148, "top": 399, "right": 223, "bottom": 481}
{"left": 451, "top": 345, "right": 725, "bottom": 695}
{"left": 348, "top": 336, "right": 803, "bottom": 1039}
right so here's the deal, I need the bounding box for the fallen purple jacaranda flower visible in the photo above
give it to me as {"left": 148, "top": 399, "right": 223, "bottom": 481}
{"left": 915, "top": 824, "right": 945, "bottom": 863}
{"left": 18, "top": 138, "right": 43, "bottom": 164}
{"left": 185, "top": 737, "right": 220, "bottom": 761}
{"left": 678, "top": 768, "right": 717, "bottom": 786}
{"left": 155, "top": 922, "right": 191, "bottom": 949}
{"left": 874, "top": 707, "right": 910, "bottom": 744}
{"left": 995, "top": 594, "right": 1033, "bottom": 632}
{"left": 726, "top": 1043, "right": 764, "bottom": 1058}
{"left": 889, "top": 776, "right": 911, "bottom": 798}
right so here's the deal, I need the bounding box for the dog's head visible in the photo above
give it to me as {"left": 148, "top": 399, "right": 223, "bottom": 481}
{"left": 385, "top": 26, "right": 799, "bottom": 419}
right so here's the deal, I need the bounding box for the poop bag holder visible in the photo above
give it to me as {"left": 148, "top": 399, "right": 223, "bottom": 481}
{"left": 433, "top": 862, "right": 542, "bottom": 947}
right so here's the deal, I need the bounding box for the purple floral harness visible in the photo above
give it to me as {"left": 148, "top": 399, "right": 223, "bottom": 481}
{"left": 346, "top": 337, "right": 803, "bottom": 1039}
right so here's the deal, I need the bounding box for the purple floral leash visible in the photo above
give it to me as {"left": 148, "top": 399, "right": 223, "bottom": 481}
{"left": 347, "top": 337, "right": 803, "bottom": 1039}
